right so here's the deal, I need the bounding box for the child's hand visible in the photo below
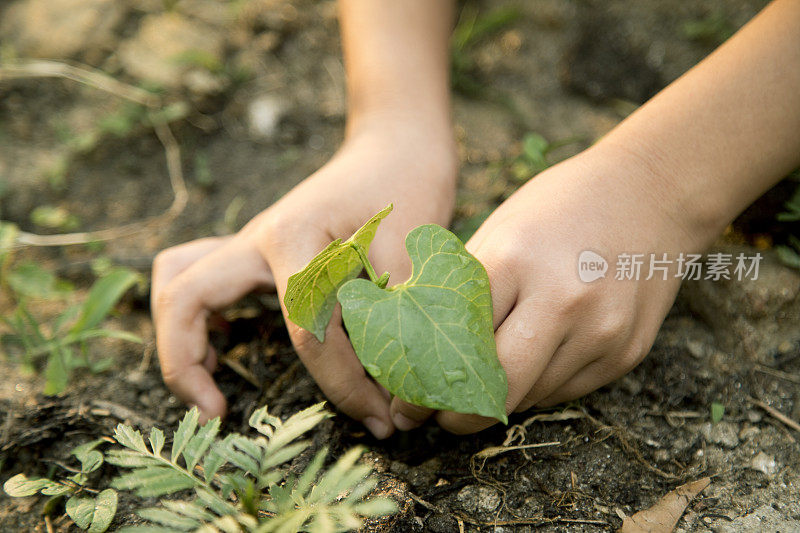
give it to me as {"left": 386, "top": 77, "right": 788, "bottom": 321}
{"left": 151, "top": 123, "right": 456, "bottom": 438}
{"left": 390, "top": 145, "right": 717, "bottom": 433}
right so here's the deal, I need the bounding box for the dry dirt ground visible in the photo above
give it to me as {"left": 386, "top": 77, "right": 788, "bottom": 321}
{"left": 1, "top": 0, "right": 799, "bottom": 531}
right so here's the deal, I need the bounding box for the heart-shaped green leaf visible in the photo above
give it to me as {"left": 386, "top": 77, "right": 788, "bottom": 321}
{"left": 338, "top": 225, "right": 508, "bottom": 422}
{"left": 284, "top": 204, "right": 392, "bottom": 342}
{"left": 66, "top": 489, "right": 118, "bottom": 532}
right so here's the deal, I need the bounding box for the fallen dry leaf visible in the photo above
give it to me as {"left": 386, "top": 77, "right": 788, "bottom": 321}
{"left": 618, "top": 477, "right": 711, "bottom": 533}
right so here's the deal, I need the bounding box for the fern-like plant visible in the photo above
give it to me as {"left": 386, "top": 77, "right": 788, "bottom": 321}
{"left": 107, "top": 402, "right": 398, "bottom": 532}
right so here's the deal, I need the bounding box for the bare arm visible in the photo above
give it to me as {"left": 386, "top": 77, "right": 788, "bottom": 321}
{"left": 601, "top": 0, "right": 800, "bottom": 249}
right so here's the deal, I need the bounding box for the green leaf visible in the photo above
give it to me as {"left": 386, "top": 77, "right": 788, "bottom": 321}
{"left": 0, "top": 221, "right": 19, "bottom": 260}
{"left": 353, "top": 497, "right": 400, "bottom": 517}
{"left": 161, "top": 500, "right": 215, "bottom": 521}
{"left": 182, "top": 417, "right": 220, "bottom": 470}
{"left": 114, "top": 424, "right": 149, "bottom": 454}
{"left": 150, "top": 427, "right": 166, "bottom": 457}
{"left": 70, "top": 268, "right": 140, "bottom": 334}
{"left": 88, "top": 489, "right": 118, "bottom": 533}
{"left": 66, "top": 495, "right": 95, "bottom": 529}
{"left": 172, "top": 408, "right": 200, "bottom": 463}
{"left": 202, "top": 441, "right": 228, "bottom": 483}
{"left": 284, "top": 204, "right": 392, "bottom": 342}
{"left": 111, "top": 466, "right": 196, "bottom": 498}
{"left": 776, "top": 245, "right": 800, "bottom": 269}
{"left": 43, "top": 348, "right": 69, "bottom": 395}
{"left": 522, "top": 132, "right": 549, "bottom": 167}
{"left": 77, "top": 450, "right": 104, "bottom": 473}
{"left": 710, "top": 402, "right": 725, "bottom": 424}
{"left": 72, "top": 439, "right": 106, "bottom": 473}
{"left": 3, "top": 473, "right": 55, "bottom": 497}
{"left": 66, "top": 490, "right": 117, "bottom": 531}
{"left": 41, "top": 483, "right": 74, "bottom": 496}
{"left": 136, "top": 508, "right": 200, "bottom": 531}
{"left": 263, "top": 403, "right": 330, "bottom": 454}
{"left": 6, "top": 262, "right": 72, "bottom": 299}
{"left": 338, "top": 224, "right": 508, "bottom": 422}
{"left": 105, "top": 449, "right": 163, "bottom": 468}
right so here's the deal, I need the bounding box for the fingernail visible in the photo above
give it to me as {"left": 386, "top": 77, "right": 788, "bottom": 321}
{"left": 392, "top": 412, "right": 420, "bottom": 431}
{"left": 364, "top": 417, "right": 392, "bottom": 439}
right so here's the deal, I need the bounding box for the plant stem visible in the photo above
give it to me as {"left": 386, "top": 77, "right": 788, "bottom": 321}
{"left": 350, "top": 243, "right": 382, "bottom": 285}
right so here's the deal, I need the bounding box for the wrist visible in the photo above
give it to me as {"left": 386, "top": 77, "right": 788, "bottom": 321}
{"left": 586, "top": 137, "right": 729, "bottom": 252}
{"left": 343, "top": 107, "right": 458, "bottom": 187}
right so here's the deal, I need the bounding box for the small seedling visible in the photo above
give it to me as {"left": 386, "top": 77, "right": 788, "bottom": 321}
{"left": 710, "top": 402, "right": 725, "bottom": 423}
{"left": 4, "top": 403, "right": 395, "bottom": 532}
{"left": 3, "top": 440, "right": 118, "bottom": 533}
{"left": 30, "top": 205, "right": 80, "bottom": 232}
{"left": 451, "top": 4, "right": 520, "bottom": 97}
{"left": 0, "top": 223, "right": 142, "bottom": 394}
{"left": 285, "top": 205, "right": 508, "bottom": 423}
{"left": 681, "top": 10, "right": 734, "bottom": 46}
{"left": 107, "top": 402, "right": 397, "bottom": 531}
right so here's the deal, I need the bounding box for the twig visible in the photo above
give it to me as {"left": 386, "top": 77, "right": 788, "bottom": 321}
{"left": 0, "top": 59, "right": 188, "bottom": 247}
{"left": 476, "top": 517, "right": 608, "bottom": 527}
{"left": 263, "top": 360, "right": 302, "bottom": 402}
{"left": 748, "top": 397, "right": 800, "bottom": 433}
{"left": 137, "top": 341, "right": 155, "bottom": 373}
{"left": 583, "top": 410, "right": 678, "bottom": 480}
{"left": 90, "top": 399, "right": 158, "bottom": 428}
{"left": 0, "top": 59, "right": 159, "bottom": 106}
{"left": 754, "top": 365, "right": 800, "bottom": 384}
{"left": 44, "top": 515, "right": 54, "bottom": 533}
{"left": 219, "top": 355, "right": 261, "bottom": 388}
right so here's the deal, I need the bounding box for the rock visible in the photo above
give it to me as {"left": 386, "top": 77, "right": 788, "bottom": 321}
{"left": 746, "top": 410, "right": 763, "bottom": 423}
{"left": 248, "top": 95, "right": 286, "bottom": 140}
{"left": 1, "top": 0, "right": 126, "bottom": 60}
{"left": 457, "top": 485, "right": 501, "bottom": 514}
{"left": 749, "top": 452, "right": 778, "bottom": 477}
{"left": 117, "top": 12, "right": 225, "bottom": 91}
{"left": 700, "top": 422, "right": 740, "bottom": 449}
{"left": 737, "top": 425, "right": 760, "bottom": 441}
{"left": 713, "top": 504, "right": 800, "bottom": 533}
{"left": 686, "top": 340, "right": 706, "bottom": 359}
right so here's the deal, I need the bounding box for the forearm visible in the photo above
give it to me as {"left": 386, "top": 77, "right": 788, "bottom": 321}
{"left": 595, "top": 0, "right": 800, "bottom": 248}
{"left": 338, "top": 0, "right": 455, "bottom": 141}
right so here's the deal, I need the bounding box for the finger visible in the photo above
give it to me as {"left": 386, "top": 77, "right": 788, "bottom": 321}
{"left": 155, "top": 239, "right": 274, "bottom": 421}
{"left": 152, "top": 236, "right": 235, "bottom": 320}
{"left": 390, "top": 400, "right": 435, "bottom": 431}
{"left": 435, "top": 297, "right": 566, "bottom": 434}
{"left": 266, "top": 239, "right": 395, "bottom": 439}
{"left": 534, "top": 356, "right": 633, "bottom": 407}
{"left": 535, "top": 336, "right": 651, "bottom": 407}
{"left": 464, "top": 241, "right": 518, "bottom": 330}
{"left": 514, "top": 319, "right": 633, "bottom": 411}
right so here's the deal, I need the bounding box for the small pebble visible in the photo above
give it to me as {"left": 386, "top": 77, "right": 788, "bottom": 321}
{"left": 749, "top": 452, "right": 778, "bottom": 477}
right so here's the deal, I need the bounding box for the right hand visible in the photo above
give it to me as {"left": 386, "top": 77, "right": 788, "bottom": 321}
{"left": 151, "top": 122, "right": 456, "bottom": 438}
